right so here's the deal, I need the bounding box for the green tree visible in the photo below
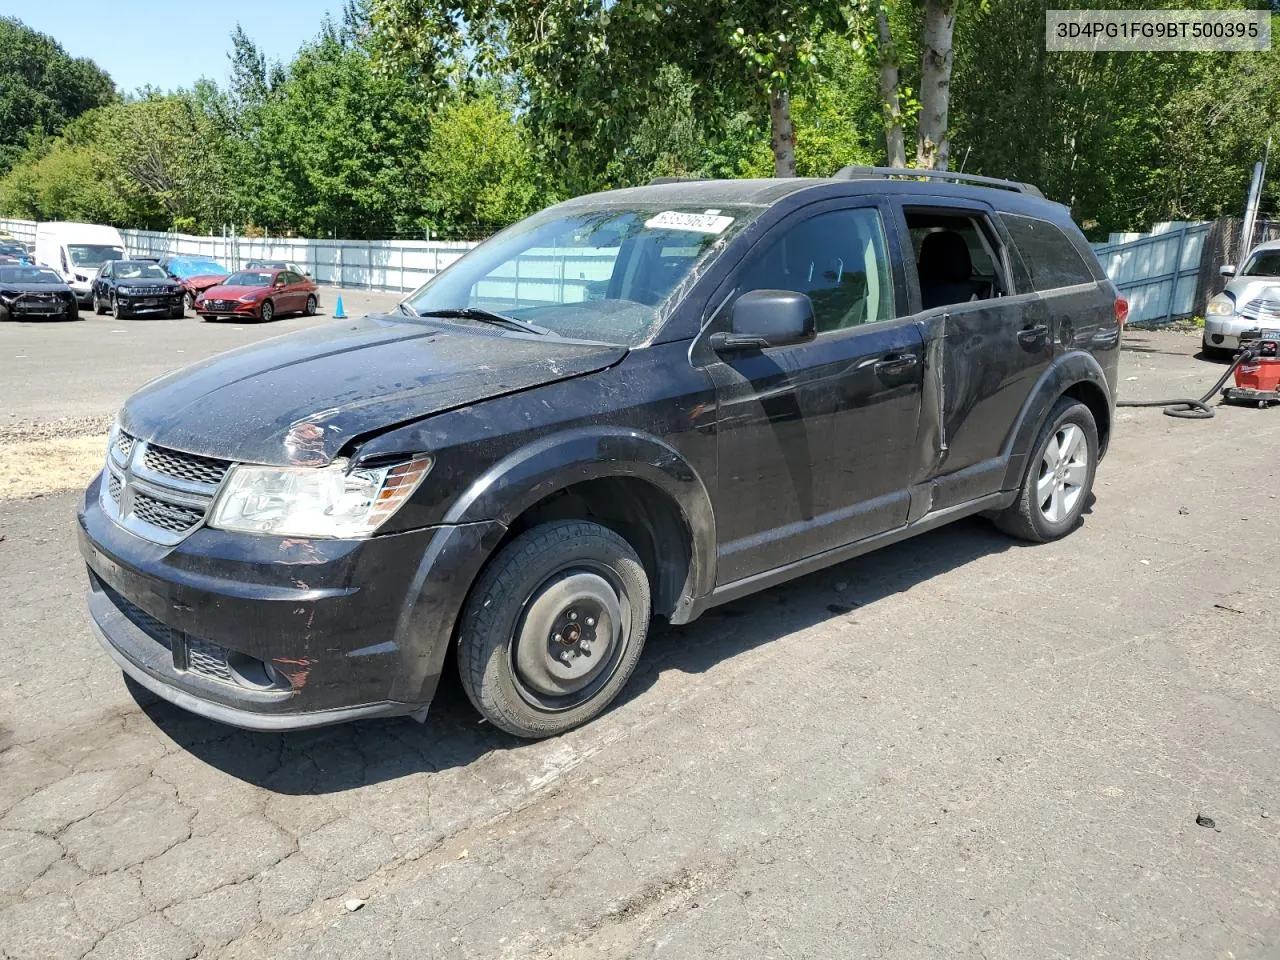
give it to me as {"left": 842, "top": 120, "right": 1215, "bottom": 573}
{"left": 0, "top": 17, "right": 116, "bottom": 174}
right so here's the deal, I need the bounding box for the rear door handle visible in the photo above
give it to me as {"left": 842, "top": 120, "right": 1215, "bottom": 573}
{"left": 1018, "top": 324, "right": 1049, "bottom": 343}
{"left": 873, "top": 353, "right": 919, "bottom": 377}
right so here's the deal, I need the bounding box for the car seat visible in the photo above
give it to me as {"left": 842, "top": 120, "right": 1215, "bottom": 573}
{"left": 918, "top": 230, "right": 983, "bottom": 310}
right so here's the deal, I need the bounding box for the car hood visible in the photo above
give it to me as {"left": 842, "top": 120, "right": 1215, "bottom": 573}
{"left": 201, "top": 283, "right": 266, "bottom": 300}
{"left": 183, "top": 273, "right": 229, "bottom": 290}
{"left": 119, "top": 278, "right": 180, "bottom": 289}
{"left": 1224, "top": 276, "right": 1280, "bottom": 311}
{"left": 0, "top": 282, "right": 71, "bottom": 294}
{"left": 119, "top": 313, "right": 627, "bottom": 466}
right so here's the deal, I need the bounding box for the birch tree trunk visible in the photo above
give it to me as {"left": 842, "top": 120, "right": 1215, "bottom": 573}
{"left": 915, "top": 0, "right": 956, "bottom": 170}
{"left": 876, "top": 5, "right": 906, "bottom": 168}
{"left": 769, "top": 87, "right": 798, "bottom": 177}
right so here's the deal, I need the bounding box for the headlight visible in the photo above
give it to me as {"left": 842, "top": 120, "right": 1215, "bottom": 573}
{"left": 208, "top": 456, "right": 433, "bottom": 538}
{"left": 1207, "top": 293, "right": 1235, "bottom": 317}
{"left": 239, "top": 294, "right": 258, "bottom": 302}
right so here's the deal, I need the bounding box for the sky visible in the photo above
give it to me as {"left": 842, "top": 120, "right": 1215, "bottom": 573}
{"left": 3, "top": 0, "right": 338, "bottom": 94}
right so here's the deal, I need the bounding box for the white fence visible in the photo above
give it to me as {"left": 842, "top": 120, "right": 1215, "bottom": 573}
{"left": 0, "top": 218, "right": 480, "bottom": 294}
{"left": 1089, "top": 221, "right": 1207, "bottom": 324}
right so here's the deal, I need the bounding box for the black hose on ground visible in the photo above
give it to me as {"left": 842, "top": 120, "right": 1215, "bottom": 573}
{"left": 1116, "top": 350, "right": 1253, "bottom": 419}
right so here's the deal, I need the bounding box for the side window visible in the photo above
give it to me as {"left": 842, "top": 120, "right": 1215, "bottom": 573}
{"left": 740, "top": 207, "right": 895, "bottom": 334}
{"left": 1001, "top": 214, "right": 1096, "bottom": 290}
{"left": 904, "top": 208, "right": 1007, "bottom": 310}
{"left": 100, "top": 263, "right": 112, "bottom": 279}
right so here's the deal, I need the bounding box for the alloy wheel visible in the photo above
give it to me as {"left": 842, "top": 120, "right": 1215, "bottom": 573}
{"left": 1037, "top": 423, "right": 1087, "bottom": 523}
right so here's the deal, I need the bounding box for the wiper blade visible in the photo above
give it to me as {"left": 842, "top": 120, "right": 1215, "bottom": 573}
{"left": 416, "top": 306, "right": 555, "bottom": 336}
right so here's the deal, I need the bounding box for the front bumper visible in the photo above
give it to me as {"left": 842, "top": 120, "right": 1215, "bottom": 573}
{"left": 196, "top": 300, "right": 260, "bottom": 319}
{"left": 118, "top": 293, "right": 183, "bottom": 315}
{"left": 78, "top": 474, "right": 505, "bottom": 731}
{"left": 71, "top": 281, "right": 92, "bottom": 305}
{"left": 1203, "top": 315, "right": 1274, "bottom": 350}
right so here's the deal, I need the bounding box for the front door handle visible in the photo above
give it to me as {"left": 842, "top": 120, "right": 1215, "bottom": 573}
{"left": 1018, "top": 324, "right": 1049, "bottom": 344}
{"left": 873, "top": 353, "right": 919, "bottom": 377}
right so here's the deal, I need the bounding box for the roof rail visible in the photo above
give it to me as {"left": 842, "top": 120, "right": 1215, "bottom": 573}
{"left": 646, "top": 176, "right": 708, "bottom": 186}
{"left": 833, "top": 165, "right": 1044, "bottom": 199}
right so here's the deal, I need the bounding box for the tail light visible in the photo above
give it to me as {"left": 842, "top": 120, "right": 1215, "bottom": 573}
{"left": 1114, "top": 297, "right": 1129, "bottom": 327}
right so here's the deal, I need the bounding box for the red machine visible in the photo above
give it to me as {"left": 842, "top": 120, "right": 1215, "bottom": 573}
{"left": 1223, "top": 329, "right": 1280, "bottom": 408}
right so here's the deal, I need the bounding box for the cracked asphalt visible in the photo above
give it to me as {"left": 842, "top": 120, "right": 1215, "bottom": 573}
{"left": 1, "top": 328, "right": 1278, "bottom": 959}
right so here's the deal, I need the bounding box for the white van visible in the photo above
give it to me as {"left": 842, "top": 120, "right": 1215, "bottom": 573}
{"left": 35, "top": 222, "right": 127, "bottom": 305}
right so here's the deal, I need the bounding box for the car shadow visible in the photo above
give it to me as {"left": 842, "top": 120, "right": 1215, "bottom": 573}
{"left": 137, "top": 516, "right": 1024, "bottom": 794}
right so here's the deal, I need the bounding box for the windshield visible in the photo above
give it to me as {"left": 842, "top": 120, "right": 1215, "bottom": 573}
{"left": 170, "top": 258, "right": 227, "bottom": 277}
{"left": 68, "top": 244, "right": 125, "bottom": 268}
{"left": 0, "top": 266, "right": 61, "bottom": 284}
{"left": 402, "top": 204, "right": 758, "bottom": 345}
{"left": 116, "top": 263, "right": 167, "bottom": 280}
{"left": 1241, "top": 250, "right": 1280, "bottom": 278}
{"left": 224, "top": 271, "right": 273, "bottom": 287}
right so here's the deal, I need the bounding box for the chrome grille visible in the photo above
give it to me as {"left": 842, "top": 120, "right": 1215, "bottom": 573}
{"left": 131, "top": 493, "right": 205, "bottom": 533}
{"left": 143, "top": 446, "right": 231, "bottom": 486}
{"left": 101, "top": 431, "right": 234, "bottom": 546}
{"left": 1239, "top": 297, "right": 1280, "bottom": 323}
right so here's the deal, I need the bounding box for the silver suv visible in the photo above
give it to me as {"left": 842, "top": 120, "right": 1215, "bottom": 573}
{"left": 1206, "top": 241, "right": 1280, "bottom": 357}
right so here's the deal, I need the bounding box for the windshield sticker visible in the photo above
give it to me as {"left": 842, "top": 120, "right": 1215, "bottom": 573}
{"left": 645, "top": 211, "right": 735, "bottom": 234}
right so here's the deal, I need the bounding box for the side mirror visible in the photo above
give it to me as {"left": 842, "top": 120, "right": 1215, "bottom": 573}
{"left": 1220, "top": 264, "right": 1236, "bottom": 279}
{"left": 304, "top": 270, "right": 311, "bottom": 277}
{"left": 711, "top": 289, "right": 816, "bottom": 353}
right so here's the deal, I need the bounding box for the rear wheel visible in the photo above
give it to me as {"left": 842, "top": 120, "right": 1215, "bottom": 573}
{"left": 457, "top": 520, "right": 651, "bottom": 738}
{"left": 994, "top": 397, "right": 1097, "bottom": 543}
{"left": 259, "top": 299, "right": 274, "bottom": 323}
{"left": 304, "top": 294, "right": 317, "bottom": 316}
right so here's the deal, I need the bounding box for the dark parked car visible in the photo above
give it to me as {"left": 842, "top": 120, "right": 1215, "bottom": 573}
{"left": 159, "top": 256, "right": 231, "bottom": 311}
{"left": 0, "top": 264, "right": 78, "bottom": 320}
{"left": 195, "top": 268, "right": 318, "bottom": 322}
{"left": 79, "top": 169, "right": 1123, "bottom": 738}
{"left": 0, "top": 240, "right": 34, "bottom": 265}
{"left": 92, "top": 260, "right": 185, "bottom": 319}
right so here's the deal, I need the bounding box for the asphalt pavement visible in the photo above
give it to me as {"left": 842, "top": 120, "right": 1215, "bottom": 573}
{"left": 0, "top": 327, "right": 1277, "bottom": 959}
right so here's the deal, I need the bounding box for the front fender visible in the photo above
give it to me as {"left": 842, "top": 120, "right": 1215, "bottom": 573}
{"left": 1000, "top": 349, "right": 1112, "bottom": 491}
{"left": 442, "top": 426, "right": 718, "bottom": 611}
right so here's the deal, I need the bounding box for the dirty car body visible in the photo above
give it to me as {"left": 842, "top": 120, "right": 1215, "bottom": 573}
{"left": 79, "top": 174, "right": 1122, "bottom": 734}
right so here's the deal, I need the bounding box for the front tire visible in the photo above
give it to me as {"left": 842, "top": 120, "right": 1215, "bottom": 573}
{"left": 993, "top": 397, "right": 1098, "bottom": 543}
{"left": 1201, "top": 336, "right": 1233, "bottom": 362}
{"left": 457, "top": 520, "right": 651, "bottom": 738}
{"left": 93, "top": 292, "right": 106, "bottom": 315}
{"left": 259, "top": 299, "right": 274, "bottom": 323}
{"left": 110, "top": 293, "right": 125, "bottom": 320}
{"left": 184, "top": 291, "right": 195, "bottom": 311}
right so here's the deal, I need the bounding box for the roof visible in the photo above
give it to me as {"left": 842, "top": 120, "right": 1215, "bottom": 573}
{"left": 558, "top": 174, "right": 1067, "bottom": 220}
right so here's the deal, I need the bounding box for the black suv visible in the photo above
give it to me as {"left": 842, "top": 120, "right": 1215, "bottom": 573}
{"left": 91, "top": 260, "right": 186, "bottom": 319}
{"left": 78, "top": 169, "right": 1122, "bottom": 738}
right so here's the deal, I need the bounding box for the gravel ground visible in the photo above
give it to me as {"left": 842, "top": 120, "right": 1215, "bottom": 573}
{"left": 0, "top": 328, "right": 1276, "bottom": 960}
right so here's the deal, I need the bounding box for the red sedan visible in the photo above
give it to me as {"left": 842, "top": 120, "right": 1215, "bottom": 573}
{"left": 195, "top": 268, "right": 319, "bottom": 323}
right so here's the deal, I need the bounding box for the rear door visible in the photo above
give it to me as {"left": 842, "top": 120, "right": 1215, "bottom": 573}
{"left": 892, "top": 198, "right": 1051, "bottom": 510}
{"left": 695, "top": 199, "right": 924, "bottom": 585}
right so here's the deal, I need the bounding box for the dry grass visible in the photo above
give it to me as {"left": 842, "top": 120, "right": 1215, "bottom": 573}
{"left": 0, "top": 434, "right": 107, "bottom": 500}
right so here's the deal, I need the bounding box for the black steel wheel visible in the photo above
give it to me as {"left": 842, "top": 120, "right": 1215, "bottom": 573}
{"left": 457, "top": 520, "right": 651, "bottom": 738}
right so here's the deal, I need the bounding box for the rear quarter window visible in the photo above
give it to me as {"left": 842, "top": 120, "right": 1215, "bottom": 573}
{"left": 1002, "top": 213, "right": 1097, "bottom": 291}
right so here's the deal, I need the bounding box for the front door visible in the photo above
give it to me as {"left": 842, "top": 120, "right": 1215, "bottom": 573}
{"left": 698, "top": 201, "right": 925, "bottom": 586}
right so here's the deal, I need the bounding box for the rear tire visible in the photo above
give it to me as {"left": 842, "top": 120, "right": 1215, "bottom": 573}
{"left": 457, "top": 520, "right": 651, "bottom": 738}
{"left": 304, "top": 294, "right": 317, "bottom": 316}
{"left": 994, "top": 397, "right": 1098, "bottom": 543}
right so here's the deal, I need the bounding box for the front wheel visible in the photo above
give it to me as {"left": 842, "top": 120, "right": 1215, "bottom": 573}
{"left": 993, "top": 397, "right": 1098, "bottom": 543}
{"left": 184, "top": 291, "right": 195, "bottom": 311}
{"left": 259, "top": 299, "right": 274, "bottom": 323}
{"left": 457, "top": 520, "right": 651, "bottom": 738}
{"left": 93, "top": 292, "right": 106, "bottom": 315}
{"left": 110, "top": 294, "right": 125, "bottom": 320}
